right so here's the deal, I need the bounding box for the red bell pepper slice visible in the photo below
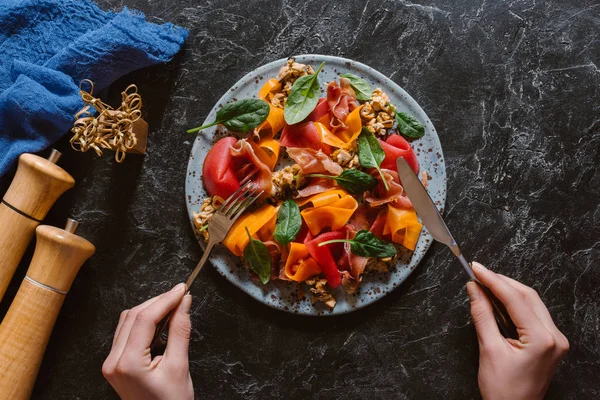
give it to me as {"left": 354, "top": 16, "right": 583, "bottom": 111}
{"left": 202, "top": 137, "right": 240, "bottom": 199}
{"left": 379, "top": 134, "right": 419, "bottom": 173}
{"left": 305, "top": 231, "right": 346, "bottom": 288}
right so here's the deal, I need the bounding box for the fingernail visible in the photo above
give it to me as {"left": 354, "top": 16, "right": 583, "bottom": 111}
{"left": 171, "top": 283, "right": 186, "bottom": 293}
{"left": 181, "top": 294, "right": 192, "bottom": 314}
{"left": 466, "top": 281, "right": 479, "bottom": 301}
{"left": 471, "top": 261, "right": 487, "bottom": 272}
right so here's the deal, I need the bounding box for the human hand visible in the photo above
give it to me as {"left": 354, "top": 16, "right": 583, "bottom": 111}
{"left": 102, "top": 283, "right": 194, "bottom": 400}
{"left": 466, "top": 262, "right": 569, "bottom": 400}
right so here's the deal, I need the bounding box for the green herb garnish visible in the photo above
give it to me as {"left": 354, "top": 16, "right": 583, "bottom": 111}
{"left": 304, "top": 169, "right": 378, "bottom": 194}
{"left": 340, "top": 73, "right": 372, "bottom": 101}
{"left": 284, "top": 62, "right": 325, "bottom": 124}
{"left": 188, "top": 99, "right": 270, "bottom": 134}
{"left": 273, "top": 200, "right": 302, "bottom": 245}
{"left": 198, "top": 224, "right": 208, "bottom": 233}
{"left": 395, "top": 111, "right": 425, "bottom": 139}
{"left": 357, "top": 128, "right": 389, "bottom": 191}
{"left": 318, "top": 230, "right": 397, "bottom": 258}
{"left": 243, "top": 227, "right": 271, "bottom": 284}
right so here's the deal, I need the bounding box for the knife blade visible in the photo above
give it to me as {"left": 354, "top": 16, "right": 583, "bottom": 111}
{"left": 396, "top": 157, "right": 519, "bottom": 339}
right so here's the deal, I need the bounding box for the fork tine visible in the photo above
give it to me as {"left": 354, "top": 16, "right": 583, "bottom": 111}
{"left": 230, "top": 190, "right": 263, "bottom": 222}
{"left": 220, "top": 181, "right": 249, "bottom": 210}
{"left": 220, "top": 182, "right": 251, "bottom": 215}
{"left": 226, "top": 185, "right": 259, "bottom": 217}
{"left": 239, "top": 168, "right": 258, "bottom": 186}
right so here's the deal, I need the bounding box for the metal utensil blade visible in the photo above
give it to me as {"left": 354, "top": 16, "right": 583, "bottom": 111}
{"left": 396, "top": 157, "right": 518, "bottom": 339}
{"left": 396, "top": 157, "right": 475, "bottom": 280}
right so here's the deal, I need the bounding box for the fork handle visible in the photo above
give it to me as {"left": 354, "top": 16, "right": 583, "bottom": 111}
{"left": 185, "top": 240, "right": 216, "bottom": 288}
{"left": 150, "top": 240, "right": 216, "bottom": 354}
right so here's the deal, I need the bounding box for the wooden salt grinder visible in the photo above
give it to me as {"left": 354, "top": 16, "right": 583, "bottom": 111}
{"left": 0, "top": 219, "right": 95, "bottom": 399}
{"left": 0, "top": 150, "right": 74, "bottom": 301}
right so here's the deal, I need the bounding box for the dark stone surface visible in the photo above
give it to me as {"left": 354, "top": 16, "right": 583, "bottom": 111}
{"left": 0, "top": 0, "right": 598, "bottom": 398}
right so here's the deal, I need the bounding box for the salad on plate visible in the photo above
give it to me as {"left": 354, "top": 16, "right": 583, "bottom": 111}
{"left": 189, "top": 58, "right": 428, "bottom": 308}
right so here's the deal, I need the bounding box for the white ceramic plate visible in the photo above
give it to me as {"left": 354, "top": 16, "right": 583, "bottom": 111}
{"left": 185, "top": 55, "right": 446, "bottom": 315}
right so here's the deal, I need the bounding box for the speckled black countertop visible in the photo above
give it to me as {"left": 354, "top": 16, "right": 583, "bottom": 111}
{"left": 0, "top": 0, "right": 598, "bottom": 398}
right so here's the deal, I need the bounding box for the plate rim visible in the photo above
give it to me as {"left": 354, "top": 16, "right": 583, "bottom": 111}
{"left": 185, "top": 54, "right": 447, "bottom": 316}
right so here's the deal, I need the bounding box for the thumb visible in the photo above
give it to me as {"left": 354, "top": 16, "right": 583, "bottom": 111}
{"left": 467, "top": 281, "right": 503, "bottom": 348}
{"left": 164, "top": 294, "right": 192, "bottom": 367}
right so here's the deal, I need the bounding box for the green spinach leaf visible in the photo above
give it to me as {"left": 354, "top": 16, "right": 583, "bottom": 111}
{"left": 357, "top": 128, "right": 389, "bottom": 191}
{"left": 395, "top": 111, "right": 425, "bottom": 139}
{"left": 188, "top": 99, "right": 270, "bottom": 134}
{"left": 318, "top": 229, "right": 397, "bottom": 258}
{"left": 304, "top": 169, "right": 378, "bottom": 194}
{"left": 273, "top": 200, "right": 302, "bottom": 245}
{"left": 243, "top": 227, "right": 272, "bottom": 284}
{"left": 340, "top": 73, "right": 372, "bottom": 101}
{"left": 284, "top": 62, "right": 325, "bottom": 124}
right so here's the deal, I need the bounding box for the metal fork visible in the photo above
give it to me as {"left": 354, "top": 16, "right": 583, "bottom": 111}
{"left": 150, "top": 181, "right": 263, "bottom": 352}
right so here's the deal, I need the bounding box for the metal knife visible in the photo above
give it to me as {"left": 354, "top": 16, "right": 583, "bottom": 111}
{"left": 396, "top": 157, "right": 518, "bottom": 339}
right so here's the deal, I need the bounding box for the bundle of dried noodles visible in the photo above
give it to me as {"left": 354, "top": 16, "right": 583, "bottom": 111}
{"left": 70, "top": 80, "right": 143, "bottom": 163}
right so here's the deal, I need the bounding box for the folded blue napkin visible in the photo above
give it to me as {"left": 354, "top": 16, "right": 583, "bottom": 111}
{"left": 0, "top": 0, "right": 188, "bottom": 176}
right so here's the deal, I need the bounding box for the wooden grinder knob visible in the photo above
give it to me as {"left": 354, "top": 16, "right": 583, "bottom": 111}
{"left": 0, "top": 150, "right": 74, "bottom": 301}
{"left": 0, "top": 219, "right": 95, "bottom": 400}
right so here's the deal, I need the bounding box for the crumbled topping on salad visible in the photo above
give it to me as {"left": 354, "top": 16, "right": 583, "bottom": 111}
{"left": 331, "top": 148, "right": 360, "bottom": 169}
{"left": 271, "top": 164, "right": 302, "bottom": 199}
{"left": 263, "top": 58, "right": 316, "bottom": 109}
{"left": 364, "top": 256, "right": 396, "bottom": 274}
{"left": 277, "top": 58, "right": 315, "bottom": 97}
{"left": 362, "top": 88, "right": 396, "bottom": 136}
{"left": 270, "top": 92, "right": 286, "bottom": 109}
{"left": 306, "top": 278, "right": 337, "bottom": 308}
{"left": 193, "top": 196, "right": 224, "bottom": 242}
{"left": 371, "top": 88, "right": 394, "bottom": 112}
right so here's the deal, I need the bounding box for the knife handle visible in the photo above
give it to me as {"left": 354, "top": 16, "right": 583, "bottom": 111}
{"left": 475, "top": 281, "right": 519, "bottom": 339}
{"left": 456, "top": 254, "right": 519, "bottom": 339}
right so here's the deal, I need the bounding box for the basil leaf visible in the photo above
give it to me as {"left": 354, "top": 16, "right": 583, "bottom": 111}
{"left": 357, "top": 127, "right": 384, "bottom": 168}
{"left": 357, "top": 128, "right": 389, "bottom": 191}
{"left": 243, "top": 227, "right": 271, "bottom": 284}
{"left": 304, "top": 169, "right": 378, "bottom": 194}
{"left": 273, "top": 199, "right": 302, "bottom": 245}
{"left": 395, "top": 111, "right": 425, "bottom": 139}
{"left": 317, "top": 230, "right": 397, "bottom": 258}
{"left": 350, "top": 230, "right": 397, "bottom": 258}
{"left": 188, "top": 99, "right": 270, "bottom": 134}
{"left": 340, "top": 73, "right": 372, "bottom": 101}
{"left": 284, "top": 62, "right": 325, "bottom": 124}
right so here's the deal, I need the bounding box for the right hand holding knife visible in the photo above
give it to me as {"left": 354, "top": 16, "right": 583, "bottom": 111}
{"left": 467, "top": 261, "right": 569, "bottom": 400}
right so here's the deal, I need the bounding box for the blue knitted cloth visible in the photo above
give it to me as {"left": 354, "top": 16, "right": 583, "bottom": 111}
{"left": 0, "top": 0, "right": 188, "bottom": 175}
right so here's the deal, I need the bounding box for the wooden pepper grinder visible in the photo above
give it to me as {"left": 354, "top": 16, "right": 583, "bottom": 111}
{"left": 0, "top": 219, "right": 95, "bottom": 399}
{"left": 0, "top": 150, "right": 74, "bottom": 301}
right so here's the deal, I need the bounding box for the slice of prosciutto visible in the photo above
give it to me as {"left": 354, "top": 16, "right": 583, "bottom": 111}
{"left": 337, "top": 225, "right": 368, "bottom": 294}
{"left": 369, "top": 208, "right": 388, "bottom": 240}
{"left": 287, "top": 147, "right": 343, "bottom": 175}
{"left": 327, "top": 79, "right": 360, "bottom": 134}
{"left": 264, "top": 240, "right": 288, "bottom": 280}
{"left": 306, "top": 97, "right": 330, "bottom": 122}
{"left": 364, "top": 168, "right": 412, "bottom": 208}
{"left": 280, "top": 121, "right": 331, "bottom": 154}
{"left": 230, "top": 138, "right": 273, "bottom": 200}
{"left": 327, "top": 79, "right": 359, "bottom": 121}
{"left": 295, "top": 178, "right": 336, "bottom": 199}
{"left": 348, "top": 203, "right": 378, "bottom": 231}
